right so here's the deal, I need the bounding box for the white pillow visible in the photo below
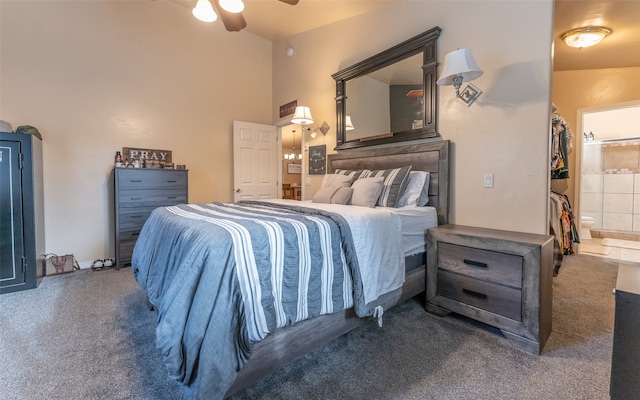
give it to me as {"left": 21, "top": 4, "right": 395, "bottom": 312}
{"left": 417, "top": 172, "right": 430, "bottom": 206}
{"left": 313, "top": 186, "right": 340, "bottom": 203}
{"left": 320, "top": 173, "right": 354, "bottom": 188}
{"left": 331, "top": 187, "right": 353, "bottom": 204}
{"left": 350, "top": 177, "right": 384, "bottom": 208}
{"left": 397, "top": 171, "right": 430, "bottom": 207}
{"left": 312, "top": 186, "right": 354, "bottom": 204}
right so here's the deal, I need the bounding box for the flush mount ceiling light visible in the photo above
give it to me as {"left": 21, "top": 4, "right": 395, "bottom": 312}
{"left": 561, "top": 26, "right": 612, "bottom": 48}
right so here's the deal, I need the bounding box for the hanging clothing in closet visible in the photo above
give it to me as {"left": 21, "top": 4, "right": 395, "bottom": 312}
{"left": 551, "top": 112, "right": 574, "bottom": 179}
{"left": 549, "top": 191, "right": 579, "bottom": 258}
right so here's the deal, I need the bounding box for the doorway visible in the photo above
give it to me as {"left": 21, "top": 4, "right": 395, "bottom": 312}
{"left": 576, "top": 101, "right": 640, "bottom": 263}
{"left": 281, "top": 125, "right": 304, "bottom": 201}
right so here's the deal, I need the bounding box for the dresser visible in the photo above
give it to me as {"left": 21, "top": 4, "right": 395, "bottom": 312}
{"left": 610, "top": 263, "right": 640, "bottom": 399}
{"left": 1, "top": 132, "right": 45, "bottom": 294}
{"left": 426, "top": 224, "right": 553, "bottom": 354}
{"left": 114, "top": 168, "right": 188, "bottom": 270}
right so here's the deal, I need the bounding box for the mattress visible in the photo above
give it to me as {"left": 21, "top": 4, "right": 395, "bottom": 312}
{"left": 393, "top": 206, "right": 439, "bottom": 256}
{"left": 269, "top": 200, "right": 437, "bottom": 255}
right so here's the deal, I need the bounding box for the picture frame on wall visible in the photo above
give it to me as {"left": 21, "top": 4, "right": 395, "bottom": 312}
{"left": 287, "top": 163, "right": 302, "bottom": 174}
{"left": 308, "top": 145, "right": 326, "bottom": 175}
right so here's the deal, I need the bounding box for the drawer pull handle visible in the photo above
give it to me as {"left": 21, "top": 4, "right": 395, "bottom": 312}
{"left": 464, "top": 259, "right": 488, "bottom": 269}
{"left": 462, "top": 288, "right": 488, "bottom": 300}
{"left": 130, "top": 215, "right": 143, "bottom": 219}
{"left": 131, "top": 232, "right": 140, "bottom": 237}
{"left": 167, "top": 196, "right": 177, "bottom": 199}
{"left": 167, "top": 180, "right": 177, "bottom": 183}
{"left": 130, "top": 180, "right": 142, "bottom": 183}
{"left": 130, "top": 197, "right": 143, "bottom": 200}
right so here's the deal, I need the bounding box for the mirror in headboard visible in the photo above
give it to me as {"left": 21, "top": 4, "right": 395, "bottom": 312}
{"left": 332, "top": 26, "right": 441, "bottom": 150}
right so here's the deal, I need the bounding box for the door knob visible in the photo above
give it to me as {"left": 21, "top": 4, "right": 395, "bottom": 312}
{"left": 235, "top": 188, "right": 241, "bottom": 193}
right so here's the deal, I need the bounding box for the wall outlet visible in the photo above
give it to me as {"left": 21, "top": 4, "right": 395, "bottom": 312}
{"left": 483, "top": 173, "right": 494, "bottom": 188}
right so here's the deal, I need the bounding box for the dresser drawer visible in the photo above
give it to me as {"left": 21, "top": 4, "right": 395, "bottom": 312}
{"left": 118, "top": 207, "right": 157, "bottom": 230}
{"left": 117, "top": 240, "right": 136, "bottom": 266}
{"left": 117, "top": 169, "right": 187, "bottom": 190}
{"left": 118, "top": 189, "right": 186, "bottom": 208}
{"left": 437, "top": 270, "right": 522, "bottom": 321}
{"left": 438, "top": 242, "right": 523, "bottom": 288}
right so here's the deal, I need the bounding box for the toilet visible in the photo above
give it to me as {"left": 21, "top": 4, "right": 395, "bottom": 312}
{"left": 581, "top": 216, "right": 595, "bottom": 240}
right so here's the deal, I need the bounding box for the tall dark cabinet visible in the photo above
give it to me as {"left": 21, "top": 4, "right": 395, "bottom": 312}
{"left": 1, "top": 132, "right": 45, "bottom": 294}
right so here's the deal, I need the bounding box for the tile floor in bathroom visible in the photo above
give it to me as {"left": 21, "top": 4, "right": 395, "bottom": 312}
{"left": 579, "top": 237, "right": 640, "bottom": 264}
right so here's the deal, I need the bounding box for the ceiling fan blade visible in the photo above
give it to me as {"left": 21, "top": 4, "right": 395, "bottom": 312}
{"left": 278, "top": 0, "right": 299, "bottom": 5}
{"left": 212, "top": 0, "right": 247, "bottom": 32}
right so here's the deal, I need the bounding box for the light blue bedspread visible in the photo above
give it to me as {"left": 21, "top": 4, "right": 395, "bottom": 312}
{"left": 132, "top": 201, "right": 395, "bottom": 399}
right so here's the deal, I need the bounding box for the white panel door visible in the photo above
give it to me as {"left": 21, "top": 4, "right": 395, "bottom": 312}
{"left": 233, "top": 121, "right": 279, "bottom": 202}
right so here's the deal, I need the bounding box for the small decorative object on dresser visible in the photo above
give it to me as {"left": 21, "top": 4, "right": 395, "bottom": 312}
{"left": 114, "top": 168, "right": 188, "bottom": 270}
{"left": 426, "top": 224, "right": 554, "bottom": 355}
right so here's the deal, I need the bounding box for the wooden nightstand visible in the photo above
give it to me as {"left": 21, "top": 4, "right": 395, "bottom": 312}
{"left": 426, "top": 224, "right": 554, "bottom": 355}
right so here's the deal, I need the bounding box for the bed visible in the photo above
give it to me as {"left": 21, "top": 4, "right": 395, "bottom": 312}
{"left": 131, "top": 140, "right": 450, "bottom": 399}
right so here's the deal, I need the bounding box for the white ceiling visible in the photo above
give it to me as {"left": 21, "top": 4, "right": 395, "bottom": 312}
{"left": 172, "top": 1, "right": 640, "bottom": 71}
{"left": 170, "top": 0, "right": 640, "bottom": 147}
{"left": 169, "top": 0, "right": 399, "bottom": 41}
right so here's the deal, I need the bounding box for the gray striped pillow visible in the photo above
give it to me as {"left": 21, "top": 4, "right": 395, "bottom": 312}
{"left": 335, "top": 169, "right": 370, "bottom": 180}
{"left": 366, "top": 166, "right": 413, "bottom": 207}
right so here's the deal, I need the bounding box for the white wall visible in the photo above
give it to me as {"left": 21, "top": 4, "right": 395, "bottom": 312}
{"left": 0, "top": 1, "right": 272, "bottom": 264}
{"left": 0, "top": 0, "right": 556, "bottom": 266}
{"left": 273, "top": 0, "right": 554, "bottom": 234}
{"left": 584, "top": 105, "right": 640, "bottom": 141}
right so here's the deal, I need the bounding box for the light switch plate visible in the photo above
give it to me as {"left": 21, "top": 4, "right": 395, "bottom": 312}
{"left": 483, "top": 173, "right": 494, "bottom": 188}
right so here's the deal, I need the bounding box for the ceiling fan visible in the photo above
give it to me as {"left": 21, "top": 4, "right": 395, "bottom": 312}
{"left": 192, "top": 0, "right": 299, "bottom": 32}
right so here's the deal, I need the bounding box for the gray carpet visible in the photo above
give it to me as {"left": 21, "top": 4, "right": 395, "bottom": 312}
{"left": 0, "top": 254, "right": 621, "bottom": 400}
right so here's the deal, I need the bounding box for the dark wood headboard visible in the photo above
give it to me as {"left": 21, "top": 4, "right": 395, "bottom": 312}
{"left": 327, "top": 140, "right": 450, "bottom": 225}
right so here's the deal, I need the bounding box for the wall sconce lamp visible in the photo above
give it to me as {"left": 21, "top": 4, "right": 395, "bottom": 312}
{"left": 291, "top": 105, "right": 314, "bottom": 140}
{"left": 561, "top": 26, "right": 611, "bottom": 48}
{"left": 307, "top": 121, "right": 331, "bottom": 139}
{"left": 291, "top": 106, "right": 314, "bottom": 125}
{"left": 436, "top": 48, "right": 483, "bottom": 106}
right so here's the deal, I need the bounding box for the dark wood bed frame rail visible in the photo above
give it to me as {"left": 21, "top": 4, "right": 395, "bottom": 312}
{"left": 226, "top": 140, "right": 450, "bottom": 396}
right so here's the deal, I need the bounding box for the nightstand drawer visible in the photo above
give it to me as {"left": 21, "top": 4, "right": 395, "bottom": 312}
{"left": 438, "top": 242, "right": 523, "bottom": 288}
{"left": 437, "top": 270, "right": 522, "bottom": 321}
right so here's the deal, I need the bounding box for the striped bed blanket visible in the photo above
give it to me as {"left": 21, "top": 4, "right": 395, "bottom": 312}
{"left": 132, "top": 201, "right": 404, "bottom": 399}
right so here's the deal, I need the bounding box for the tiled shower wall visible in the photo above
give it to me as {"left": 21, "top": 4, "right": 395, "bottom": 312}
{"left": 582, "top": 139, "right": 640, "bottom": 232}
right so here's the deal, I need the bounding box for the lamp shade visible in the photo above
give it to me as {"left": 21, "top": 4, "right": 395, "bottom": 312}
{"left": 291, "top": 106, "right": 314, "bottom": 125}
{"left": 345, "top": 115, "right": 355, "bottom": 131}
{"left": 436, "top": 49, "right": 483, "bottom": 86}
{"left": 192, "top": 0, "right": 217, "bottom": 22}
